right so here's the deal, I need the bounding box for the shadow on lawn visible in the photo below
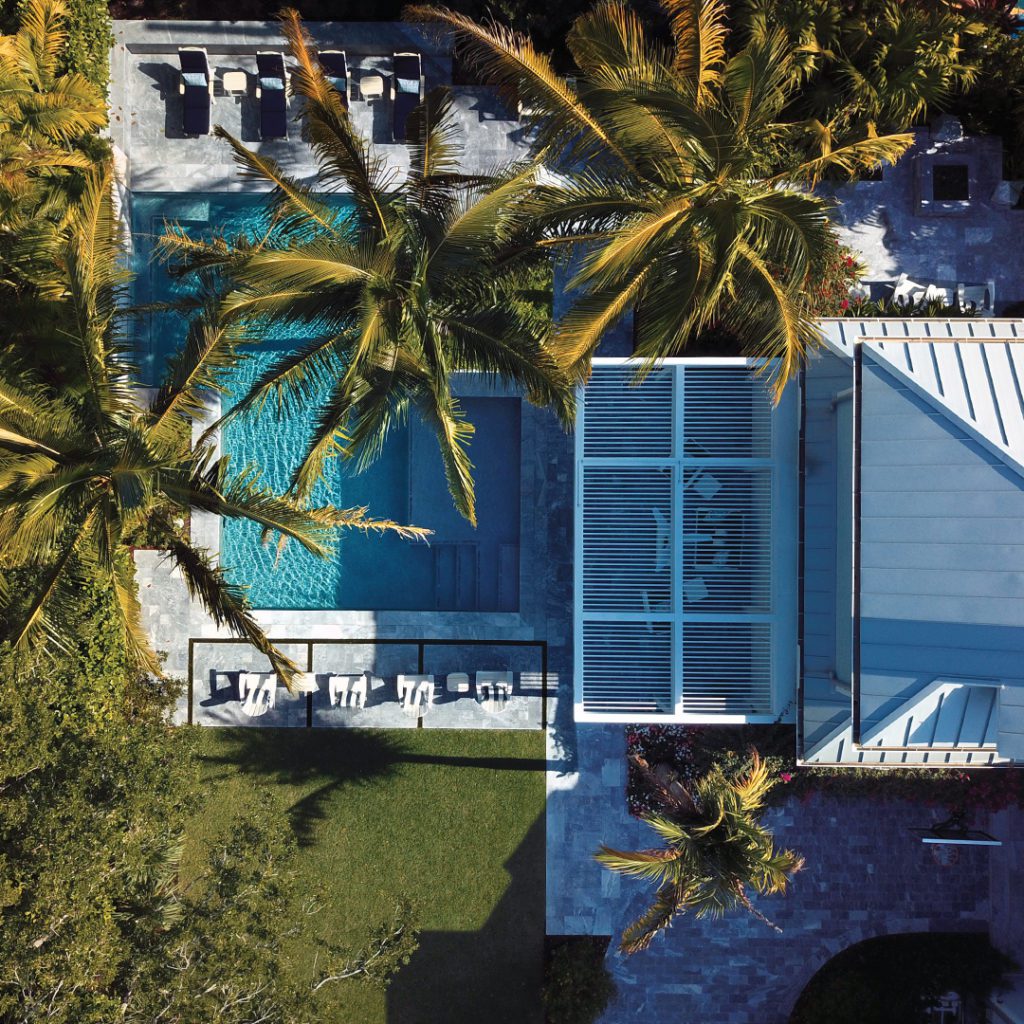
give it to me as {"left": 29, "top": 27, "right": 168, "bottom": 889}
{"left": 386, "top": 810, "right": 546, "bottom": 1024}
{"left": 197, "top": 728, "right": 552, "bottom": 848}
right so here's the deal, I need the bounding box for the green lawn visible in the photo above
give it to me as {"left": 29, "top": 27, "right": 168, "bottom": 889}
{"left": 188, "top": 728, "right": 546, "bottom": 1023}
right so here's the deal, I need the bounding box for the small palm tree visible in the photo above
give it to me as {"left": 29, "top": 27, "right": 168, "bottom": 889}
{"left": 0, "top": 167, "right": 423, "bottom": 681}
{"left": 0, "top": 0, "right": 106, "bottom": 231}
{"left": 596, "top": 752, "right": 804, "bottom": 954}
{"left": 159, "top": 8, "right": 573, "bottom": 525}
{"left": 412, "top": 0, "right": 913, "bottom": 396}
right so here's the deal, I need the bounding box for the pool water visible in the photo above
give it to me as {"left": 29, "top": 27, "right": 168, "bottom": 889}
{"left": 131, "top": 193, "right": 521, "bottom": 612}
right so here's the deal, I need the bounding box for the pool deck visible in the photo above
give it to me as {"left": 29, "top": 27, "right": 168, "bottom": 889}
{"left": 110, "top": 20, "right": 532, "bottom": 192}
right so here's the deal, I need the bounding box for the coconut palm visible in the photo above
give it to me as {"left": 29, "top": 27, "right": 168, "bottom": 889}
{"left": 0, "top": 167, "right": 423, "bottom": 682}
{"left": 748, "top": 0, "right": 981, "bottom": 133}
{"left": 158, "top": 9, "right": 573, "bottom": 526}
{"left": 412, "top": 0, "right": 914, "bottom": 395}
{"left": 596, "top": 752, "right": 804, "bottom": 954}
{"left": 0, "top": 0, "right": 106, "bottom": 232}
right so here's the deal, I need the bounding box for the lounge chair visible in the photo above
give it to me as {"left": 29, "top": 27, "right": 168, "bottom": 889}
{"left": 391, "top": 52, "right": 424, "bottom": 142}
{"left": 957, "top": 280, "right": 996, "bottom": 316}
{"left": 178, "top": 47, "right": 212, "bottom": 137}
{"left": 397, "top": 673, "right": 434, "bottom": 709}
{"left": 256, "top": 52, "right": 288, "bottom": 140}
{"left": 241, "top": 675, "right": 276, "bottom": 717}
{"left": 319, "top": 50, "right": 348, "bottom": 108}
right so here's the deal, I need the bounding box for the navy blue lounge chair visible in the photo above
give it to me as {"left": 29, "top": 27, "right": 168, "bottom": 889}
{"left": 319, "top": 50, "right": 348, "bottom": 109}
{"left": 391, "top": 52, "right": 424, "bottom": 142}
{"left": 178, "top": 47, "right": 212, "bottom": 137}
{"left": 256, "top": 52, "right": 288, "bottom": 140}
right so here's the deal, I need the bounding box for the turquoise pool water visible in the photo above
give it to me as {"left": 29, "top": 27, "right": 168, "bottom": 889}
{"left": 131, "top": 193, "right": 521, "bottom": 611}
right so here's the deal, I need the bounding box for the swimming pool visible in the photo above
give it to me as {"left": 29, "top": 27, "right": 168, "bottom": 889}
{"left": 131, "top": 192, "right": 522, "bottom": 612}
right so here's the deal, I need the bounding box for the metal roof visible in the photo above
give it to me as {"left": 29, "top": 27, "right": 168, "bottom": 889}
{"left": 818, "top": 319, "right": 1024, "bottom": 479}
{"left": 801, "top": 320, "right": 1024, "bottom": 765}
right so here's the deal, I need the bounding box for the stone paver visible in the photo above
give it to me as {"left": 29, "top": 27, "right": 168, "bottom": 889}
{"left": 824, "top": 118, "right": 1024, "bottom": 309}
{"left": 547, "top": 724, "right": 997, "bottom": 1024}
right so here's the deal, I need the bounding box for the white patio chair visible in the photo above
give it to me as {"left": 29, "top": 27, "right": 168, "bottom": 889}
{"left": 350, "top": 676, "right": 368, "bottom": 709}
{"left": 241, "top": 676, "right": 276, "bottom": 717}
{"left": 328, "top": 673, "right": 355, "bottom": 706}
{"left": 397, "top": 674, "right": 433, "bottom": 710}
{"left": 957, "top": 280, "right": 996, "bottom": 316}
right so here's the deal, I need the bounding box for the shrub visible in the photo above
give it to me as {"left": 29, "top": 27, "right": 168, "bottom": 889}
{"left": 543, "top": 937, "right": 616, "bottom": 1024}
{"left": 1, "top": 0, "right": 112, "bottom": 92}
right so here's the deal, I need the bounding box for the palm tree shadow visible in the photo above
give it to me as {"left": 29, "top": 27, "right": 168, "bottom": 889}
{"left": 197, "top": 727, "right": 405, "bottom": 847}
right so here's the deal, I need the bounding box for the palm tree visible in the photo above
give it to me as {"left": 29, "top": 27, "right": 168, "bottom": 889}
{"left": 596, "top": 752, "right": 804, "bottom": 954}
{"left": 411, "top": 0, "right": 914, "bottom": 396}
{"left": 748, "top": 0, "right": 981, "bottom": 133}
{"left": 0, "top": 166, "right": 423, "bottom": 682}
{"left": 0, "top": 0, "right": 106, "bottom": 233}
{"left": 158, "top": 8, "right": 573, "bottom": 525}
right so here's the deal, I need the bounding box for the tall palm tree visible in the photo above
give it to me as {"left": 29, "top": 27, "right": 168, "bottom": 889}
{"left": 159, "top": 8, "right": 573, "bottom": 526}
{"left": 412, "top": 0, "right": 914, "bottom": 396}
{"left": 0, "top": 167, "right": 422, "bottom": 682}
{"left": 596, "top": 752, "right": 804, "bottom": 954}
{"left": 0, "top": 0, "right": 106, "bottom": 232}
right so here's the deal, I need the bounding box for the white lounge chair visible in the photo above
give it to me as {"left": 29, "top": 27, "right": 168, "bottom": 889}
{"left": 397, "top": 674, "right": 434, "bottom": 711}
{"left": 957, "top": 280, "right": 996, "bottom": 316}
{"left": 241, "top": 675, "right": 276, "bottom": 717}
{"left": 328, "top": 673, "right": 357, "bottom": 706}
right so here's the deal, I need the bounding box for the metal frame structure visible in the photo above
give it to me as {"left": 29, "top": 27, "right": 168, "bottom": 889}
{"left": 187, "top": 636, "right": 549, "bottom": 729}
{"left": 574, "top": 358, "right": 799, "bottom": 723}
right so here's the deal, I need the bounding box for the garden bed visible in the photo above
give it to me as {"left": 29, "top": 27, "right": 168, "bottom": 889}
{"left": 625, "top": 724, "right": 1024, "bottom": 816}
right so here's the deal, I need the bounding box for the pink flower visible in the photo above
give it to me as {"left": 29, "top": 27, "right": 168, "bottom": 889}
{"left": 780, "top": 772, "right": 793, "bottom": 783}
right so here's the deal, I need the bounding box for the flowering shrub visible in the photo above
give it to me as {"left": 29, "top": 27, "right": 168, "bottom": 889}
{"left": 624, "top": 725, "right": 1024, "bottom": 815}
{"left": 802, "top": 236, "right": 866, "bottom": 317}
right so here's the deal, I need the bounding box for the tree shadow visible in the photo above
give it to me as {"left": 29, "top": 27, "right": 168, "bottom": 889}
{"left": 386, "top": 810, "right": 546, "bottom": 1024}
{"left": 196, "top": 728, "right": 555, "bottom": 847}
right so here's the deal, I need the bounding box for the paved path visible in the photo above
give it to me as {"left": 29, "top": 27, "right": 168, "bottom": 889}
{"left": 548, "top": 724, "right": 997, "bottom": 1024}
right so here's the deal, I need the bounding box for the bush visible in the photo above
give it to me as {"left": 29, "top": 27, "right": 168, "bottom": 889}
{"left": 543, "top": 937, "right": 616, "bottom": 1024}
{"left": 0, "top": 0, "right": 112, "bottom": 92}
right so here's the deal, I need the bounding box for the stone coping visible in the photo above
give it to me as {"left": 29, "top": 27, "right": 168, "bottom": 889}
{"left": 113, "top": 20, "right": 453, "bottom": 56}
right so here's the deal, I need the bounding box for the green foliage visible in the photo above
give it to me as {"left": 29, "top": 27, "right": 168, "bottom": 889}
{"left": 0, "top": 166, "right": 422, "bottom": 683}
{"left": 598, "top": 750, "right": 804, "bottom": 953}
{"left": 0, "top": 575, "right": 419, "bottom": 1023}
{"left": 790, "top": 933, "right": 1018, "bottom": 1024}
{"left": 741, "top": 0, "right": 981, "bottom": 133}
{"left": 952, "top": 25, "right": 1024, "bottom": 177}
{"left": 161, "top": 10, "right": 571, "bottom": 526}
{"left": 543, "top": 938, "right": 616, "bottom": 1024}
{"left": 0, "top": 0, "right": 110, "bottom": 91}
{"left": 416, "top": 0, "right": 912, "bottom": 398}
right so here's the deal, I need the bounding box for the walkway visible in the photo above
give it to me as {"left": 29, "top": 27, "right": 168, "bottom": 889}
{"left": 547, "top": 724, "right": 998, "bottom": 1024}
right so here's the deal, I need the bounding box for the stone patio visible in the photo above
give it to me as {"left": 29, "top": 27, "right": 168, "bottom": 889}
{"left": 824, "top": 117, "right": 1024, "bottom": 309}
{"left": 109, "top": 20, "right": 532, "bottom": 192}
{"left": 547, "top": 723, "right": 1015, "bottom": 1024}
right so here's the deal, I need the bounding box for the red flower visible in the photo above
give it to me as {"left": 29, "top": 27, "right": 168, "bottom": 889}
{"left": 839, "top": 299, "right": 850, "bottom": 310}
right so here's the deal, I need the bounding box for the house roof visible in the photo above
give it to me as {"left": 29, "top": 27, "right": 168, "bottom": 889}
{"left": 801, "top": 319, "right": 1024, "bottom": 766}
{"left": 819, "top": 319, "right": 1024, "bottom": 479}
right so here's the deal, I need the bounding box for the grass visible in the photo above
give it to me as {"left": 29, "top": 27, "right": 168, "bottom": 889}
{"left": 187, "top": 727, "right": 546, "bottom": 1024}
